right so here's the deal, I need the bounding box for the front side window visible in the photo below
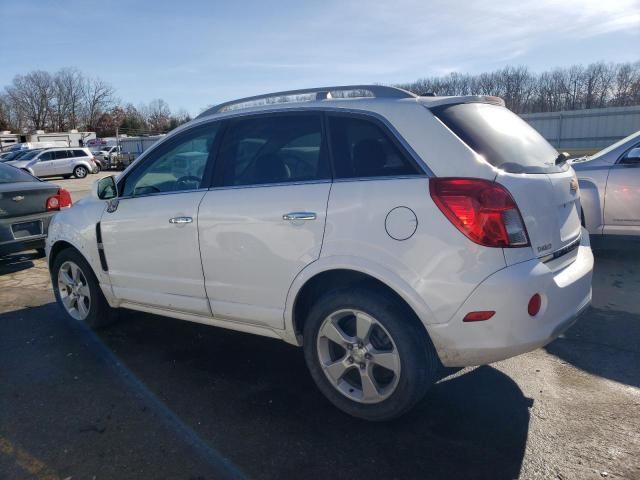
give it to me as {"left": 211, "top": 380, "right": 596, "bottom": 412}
{"left": 122, "top": 123, "right": 220, "bottom": 197}
{"left": 38, "top": 151, "right": 54, "bottom": 161}
{"left": 219, "top": 113, "right": 329, "bottom": 187}
{"left": 328, "top": 115, "right": 419, "bottom": 179}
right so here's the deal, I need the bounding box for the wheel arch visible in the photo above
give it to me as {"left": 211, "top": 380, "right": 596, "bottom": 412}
{"left": 285, "top": 258, "right": 435, "bottom": 346}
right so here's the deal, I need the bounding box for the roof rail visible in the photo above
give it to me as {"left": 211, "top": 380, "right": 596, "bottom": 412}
{"left": 198, "top": 85, "right": 417, "bottom": 117}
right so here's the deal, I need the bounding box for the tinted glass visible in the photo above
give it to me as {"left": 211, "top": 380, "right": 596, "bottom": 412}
{"left": 0, "top": 163, "right": 37, "bottom": 183}
{"left": 219, "top": 114, "right": 328, "bottom": 187}
{"left": 432, "top": 103, "right": 565, "bottom": 174}
{"left": 38, "top": 151, "right": 55, "bottom": 161}
{"left": 122, "top": 124, "right": 219, "bottom": 196}
{"left": 72, "top": 149, "right": 87, "bottom": 157}
{"left": 53, "top": 150, "right": 69, "bottom": 160}
{"left": 19, "top": 150, "right": 42, "bottom": 161}
{"left": 328, "top": 116, "right": 419, "bottom": 179}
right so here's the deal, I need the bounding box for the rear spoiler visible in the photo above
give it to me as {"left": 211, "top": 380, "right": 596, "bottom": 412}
{"left": 419, "top": 95, "right": 506, "bottom": 109}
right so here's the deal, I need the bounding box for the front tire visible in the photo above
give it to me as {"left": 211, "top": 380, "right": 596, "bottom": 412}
{"left": 73, "top": 166, "right": 88, "bottom": 178}
{"left": 303, "top": 287, "right": 439, "bottom": 421}
{"left": 52, "top": 248, "right": 116, "bottom": 328}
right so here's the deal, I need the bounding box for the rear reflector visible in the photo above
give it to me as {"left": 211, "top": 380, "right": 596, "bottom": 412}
{"left": 430, "top": 178, "right": 530, "bottom": 248}
{"left": 46, "top": 188, "right": 73, "bottom": 211}
{"left": 463, "top": 311, "right": 495, "bottom": 322}
{"left": 528, "top": 294, "right": 542, "bottom": 316}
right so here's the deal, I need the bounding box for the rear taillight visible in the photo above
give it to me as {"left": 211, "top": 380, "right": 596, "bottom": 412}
{"left": 429, "top": 178, "right": 529, "bottom": 248}
{"left": 46, "top": 188, "right": 73, "bottom": 211}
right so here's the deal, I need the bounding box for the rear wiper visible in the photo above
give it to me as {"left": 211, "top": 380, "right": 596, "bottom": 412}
{"left": 555, "top": 152, "right": 570, "bottom": 165}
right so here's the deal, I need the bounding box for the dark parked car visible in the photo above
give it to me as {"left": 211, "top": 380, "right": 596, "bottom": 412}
{"left": 0, "top": 163, "right": 72, "bottom": 257}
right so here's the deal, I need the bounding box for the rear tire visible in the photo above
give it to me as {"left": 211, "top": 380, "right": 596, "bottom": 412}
{"left": 51, "top": 248, "right": 117, "bottom": 328}
{"left": 303, "top": 286, "right": 439, "bottom": 421}
{"left": 73, "top": 166, "right": 88, "bottom": 178}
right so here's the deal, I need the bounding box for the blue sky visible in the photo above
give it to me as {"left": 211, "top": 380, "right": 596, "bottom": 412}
{"left": 2, "top": 0, "right": 639, "bottom": 115}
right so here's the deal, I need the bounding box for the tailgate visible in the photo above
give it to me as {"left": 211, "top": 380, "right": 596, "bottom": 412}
{"left": 497, "top": 168, "right": 582, "bottom": 263}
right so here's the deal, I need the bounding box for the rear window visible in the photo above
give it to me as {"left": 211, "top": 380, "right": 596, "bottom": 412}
{"left": 0, "top": 163, "right": 37, "bottom": 183}
{"left": 432, "top": 103, "right": 566, "bottom": 174}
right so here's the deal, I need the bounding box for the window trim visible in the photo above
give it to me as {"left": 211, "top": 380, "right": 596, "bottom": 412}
{"left": 615, "top": 141, "right": 640, "bottom": 166}
{"left": 325, "top": 110, "right": 427, "bottom": 180}
{"left": 211, "top": 110, "right": 330, "bottom": 189}
{"left": 117, "top": 120, "right": 223, "bottom": 199}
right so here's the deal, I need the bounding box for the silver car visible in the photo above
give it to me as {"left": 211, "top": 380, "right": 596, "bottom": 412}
{"left": 8, "top": 147, "right": 99, "bottom": 179}
{"left": 573, "top": 130, "right": 640, "bottom": 237}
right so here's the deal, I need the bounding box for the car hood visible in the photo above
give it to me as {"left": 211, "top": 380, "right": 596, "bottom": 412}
{"left": 6, "top": 160, "right": 31, "bottom": 169}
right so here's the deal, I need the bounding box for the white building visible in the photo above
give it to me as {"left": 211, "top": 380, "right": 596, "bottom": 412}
{"left": 0, "top": 130, "right": 97, "bottom": 151}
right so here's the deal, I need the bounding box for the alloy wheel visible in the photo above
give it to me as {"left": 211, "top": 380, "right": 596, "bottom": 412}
{"left": 316, "top": 309, "right": 401, "bottom": 404}
{"left": 57, "top": 260, "right": 91, "bottom": 321}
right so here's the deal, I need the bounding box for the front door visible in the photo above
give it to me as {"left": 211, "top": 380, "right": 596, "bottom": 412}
{"left": 604, "top": 145, "right": 640, "bottom": 235}
{"left": 100, "top": 122, "right": 221, "bottom": 316}
{"left": 198, "top": 112, "right": 331, "bottom": 329}
{"left": 33, "top": 151, "right": 57, "bottom": 176}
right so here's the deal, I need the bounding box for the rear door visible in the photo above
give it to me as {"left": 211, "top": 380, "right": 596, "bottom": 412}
{"left": 198, "top": 112, "right": 331, "bottom": 329}
{"left": 53, "top": 149, "right": 71, "bottom": 175}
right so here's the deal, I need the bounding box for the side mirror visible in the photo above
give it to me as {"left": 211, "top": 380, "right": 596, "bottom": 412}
{"left": 93, "top": 175, "right": 117, "bottom": 200}
{"left": 623, "top": 147, "right": 640, "bottom": 163}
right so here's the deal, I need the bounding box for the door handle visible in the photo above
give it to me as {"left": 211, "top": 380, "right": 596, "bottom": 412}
{"left": 283, "top": 212, "right": 317, "bottom": 221}
{"left": 169, "top": 216, "right": 193, "bottom": 224}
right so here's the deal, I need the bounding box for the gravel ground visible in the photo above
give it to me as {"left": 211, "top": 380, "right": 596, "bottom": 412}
{"left": 0, "top": 179, "right": 638, "bottom": 480}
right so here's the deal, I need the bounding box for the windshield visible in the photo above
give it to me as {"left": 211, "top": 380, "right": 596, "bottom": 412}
{"left": 432, "top": 102, "right": 566, "bottom": 174}
{"left": 0, "top": 163, "right": 37, "bottom": 183}
{"left": 1, "top": 151, "right": 22, "bottom": 162}
{"left": 17, "top": 149, "right": 42, "bottom": 161}
{"left": 589, "top": 130, "right": 640, "bottom": 161}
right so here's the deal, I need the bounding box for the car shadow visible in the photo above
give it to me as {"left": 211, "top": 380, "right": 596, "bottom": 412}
{"left": 94, "top": 310, "right": 531, "bottom": 480}
{"left": 544, "top": 242, "right": 640, "bottom": 388}
{"left": 545, "top": 305, "right": 640, "bottom": 388}
{"left": 0, "top": 249, "right": 44, "bottom": 276}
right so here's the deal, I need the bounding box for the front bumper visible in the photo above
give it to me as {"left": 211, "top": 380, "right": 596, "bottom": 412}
{"left": 428, "top": 229, "right": 594, "bottom": 367}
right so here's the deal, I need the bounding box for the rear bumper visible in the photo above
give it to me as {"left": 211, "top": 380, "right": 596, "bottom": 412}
{"left": 428, "top": 229, "right": 594, "bottom": 367}
{"left": 0, "top": 211, "right": 55, "bottom": 256}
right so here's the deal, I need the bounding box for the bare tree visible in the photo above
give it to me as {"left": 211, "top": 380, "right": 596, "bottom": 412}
{"left": 52, "top": 67, "right": 85, "bottom": 131}
{"left": 145, "top": 99, "right": 171, "bottom": 132}
{"left": 5, "top": 71, "right": 55, "bottom": 129}
{"left": 83, "top": 77, "right": 115, "bottom": 130}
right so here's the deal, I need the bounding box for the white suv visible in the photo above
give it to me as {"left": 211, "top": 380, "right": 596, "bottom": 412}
{"left": 46, "top": 85, "right": 593, "bottom": 420}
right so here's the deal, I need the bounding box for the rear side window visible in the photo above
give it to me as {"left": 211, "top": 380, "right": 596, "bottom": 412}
{"left": 219, "top": 113, "right": 329, "bottom": 187}
{"left": 72, "top": 149, "right": 87, "bottom": 157}
{"left": 328, "top": 115, "right": 419, "bottom": 179}
{"left": 432, "top": 103, "right": 564, "bottom": 174}
{"left": 53, "top": 150, "right": 69, "bottom": 160}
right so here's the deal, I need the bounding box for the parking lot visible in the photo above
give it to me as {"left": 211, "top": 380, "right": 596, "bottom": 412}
{"left": 0, "top": 175, "right": 639, "bottom": 480}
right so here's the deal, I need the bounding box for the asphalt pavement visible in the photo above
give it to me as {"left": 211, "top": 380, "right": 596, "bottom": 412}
{"left": 0, "top": 176, "right": 638, "bottom": 480}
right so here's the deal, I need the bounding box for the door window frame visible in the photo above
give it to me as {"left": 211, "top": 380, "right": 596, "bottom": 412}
{"left": 210, "top": 110, "right": 331, "bottom": 190}
{"left": 324, "top": 110, "right": 429, "bottom": 182}
{"left": 615, "top": 141, "right": 640, "bottom": 167}
{"left": 116, "top": 120, "right": 223, "bottom": 199}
